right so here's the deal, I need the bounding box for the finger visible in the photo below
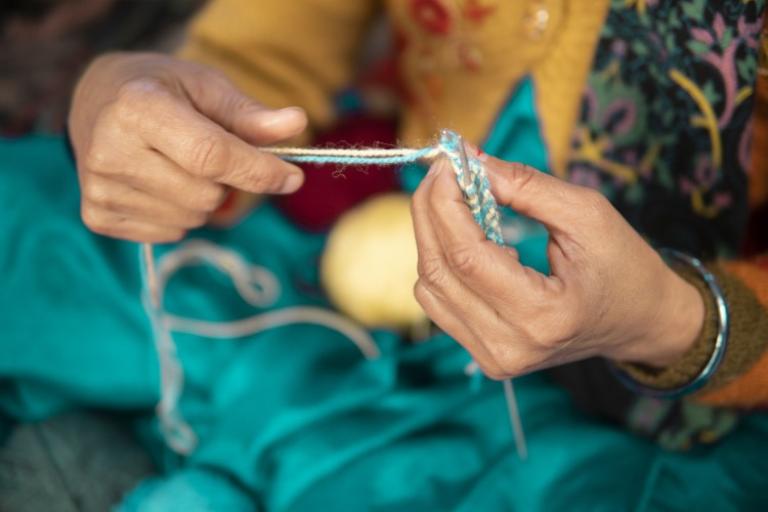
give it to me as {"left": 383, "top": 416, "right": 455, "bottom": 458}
{"left": 412, "top": 159, "right": 486, "bottom": 304}
{"left": 81, "top": 204, "right": 185, "bottom": 243}
{"left": 414, "top": 164, "right": 548, "bottom": 377}
{"left": 177, "top": 67, "right": 308, "bottom": 144}
{"left": 413, "top": 281, "right": 505, "bottom": 379}
{"left": 92, "top": 149, "right": 228, "bottom": 213}
{"left": 231, "top": 106, "right": 307, "bottom": 145}
{"left": 427, "top": 160, "right": 561, "bottom": 308}
{"left": 117, "top": 84, "right": 304, "bottom": 194}
{"left": 81, "top": 175, "right": 209, "bottom": 229}
{"left": 416, "top": 278, "right": 539, "bottom": 379}
{"left": 480, "top": 155, "right": 594, "bottom": 233}
{"left": 412, "top": 161, "right": 514, "bottom": 339}
{"left": 152, "top": 100, "right": 304, "bottom": 194}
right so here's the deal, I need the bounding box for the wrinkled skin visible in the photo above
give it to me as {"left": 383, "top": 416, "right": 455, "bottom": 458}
{"left": 69, "top": 52, "right": 307, "bottom": 242}
{"left": 411, "top": 155, "right": 705, "bottom": 373}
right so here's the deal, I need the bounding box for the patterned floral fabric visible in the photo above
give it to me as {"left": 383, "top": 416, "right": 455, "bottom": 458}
{"left": 568, "top": 0, "right": 765, "bottom": 259}
{"left": 556, "top": 0, "right": 766, "bottom": 451}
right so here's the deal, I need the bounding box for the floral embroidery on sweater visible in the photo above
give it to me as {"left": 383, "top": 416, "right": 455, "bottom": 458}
{"left": 569, "top": 0, "right": 765, "bottom": 258}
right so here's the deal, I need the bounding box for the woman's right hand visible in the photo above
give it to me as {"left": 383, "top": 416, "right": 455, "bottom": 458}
{"left": 68, "top": 52, "right": 308, "bottom": 242}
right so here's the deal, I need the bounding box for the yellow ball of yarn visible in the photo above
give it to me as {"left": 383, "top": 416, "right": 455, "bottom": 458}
{"left": 321, "top": 193, "right": 425, "bottom": 328}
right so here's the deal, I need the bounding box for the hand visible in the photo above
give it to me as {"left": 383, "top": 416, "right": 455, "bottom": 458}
{"left": 69, "top": 52, "right": 307, "bottom": 242}
{"left": 411, "top": 154, "right": 705, "bottom": 379}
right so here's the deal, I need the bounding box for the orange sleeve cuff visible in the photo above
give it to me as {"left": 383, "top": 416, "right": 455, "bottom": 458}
{"left": 696, "top": 259, "right": 768, "bottom": 408}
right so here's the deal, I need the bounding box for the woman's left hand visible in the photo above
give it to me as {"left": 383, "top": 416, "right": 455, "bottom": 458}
{"left": 411, "top": 153, "right": 705, "bottom": 379}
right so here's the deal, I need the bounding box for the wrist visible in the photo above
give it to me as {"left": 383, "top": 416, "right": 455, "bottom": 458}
{"left": 608, "top": 250, "right": 730, "bottom": 398}
{"left": 612, "top": 265, "right": 705, "bottom": 368}
{"left": 635, "top": 268, "right": 706, "bottom": 368}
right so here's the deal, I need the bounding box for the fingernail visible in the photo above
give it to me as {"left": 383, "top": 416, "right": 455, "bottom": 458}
{"left": 280, "top": 172, "right": 304, "bottom": 193}
{"left": 259, "top": 107, "right": 306, "bottom": 129}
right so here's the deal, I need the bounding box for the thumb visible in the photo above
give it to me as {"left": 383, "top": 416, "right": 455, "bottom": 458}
{"left": 179, "top": 68, "right": 308, "bottom": 144}
{"left": 481, "top": 155, "right": 593, "bottom": 233}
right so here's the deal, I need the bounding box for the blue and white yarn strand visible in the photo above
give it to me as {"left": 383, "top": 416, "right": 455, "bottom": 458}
{"left": 264, "top": 145, "right": 439, "bottom": 166}
{"left": 140, "top": 130, "right": 525, "bottom": 459}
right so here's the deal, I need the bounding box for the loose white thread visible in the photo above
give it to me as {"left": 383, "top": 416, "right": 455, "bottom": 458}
{"left": 140, "top": 240, "right": 380, "bottom": 454}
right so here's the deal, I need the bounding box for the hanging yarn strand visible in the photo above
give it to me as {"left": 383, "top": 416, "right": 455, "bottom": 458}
{"left": 139, "top": 240, "right": 382, "bottom": 455}
{"left": 504, "top": 378, "right": 528, "bottom": 460}
{"left": 139, "top": 129, "right": 526, "bottom": 459}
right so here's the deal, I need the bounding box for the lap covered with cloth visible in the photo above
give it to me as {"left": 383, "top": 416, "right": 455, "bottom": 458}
{"left": 1, "top": 135, "right": 768, "bottom": 511}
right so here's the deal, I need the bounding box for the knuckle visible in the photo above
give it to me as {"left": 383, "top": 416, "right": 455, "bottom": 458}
{"left": 413, "top": 280, "right": 431, "bottom": 307}
{"left": 117, "top": 77, "right": 166, "bottom": 99}
{"left": 446, "top": 245, "right": 480, "bottom": 276}
{"left": 481, "top": 366, "right": 507, "bottom": 381}
{"left": 417, "top": 255, "right": 447, "bottom": 290}
{"left": 237, "top": 156, "right": 284, "bottom": 193}
{"left": 483, "top": 336, "right": 533, "bottom": 376}
{"left": 83, "top": 147, "right": 110, "bottom": 172}
{"left": 82, "top": 179, "right": 112, "bottom": 208}
{"left": 507, "top": 163, "right": 538, "bottom": 192}
{"left": 113, "top": 78, "right": 166, "bottom": 124}
{"left": 81, "top": 204, "right": 108, "bottom": 233}
{"left": 497, "top": 353, "right": 535, "bottom": 378}
{"left": 116, "top": 77, "right": 167, "bottom": 102}
{"left": 238, "top": 162, "right": 268, "bottom": 190}
{"left": 189, "top": 134, "right": 228, "bottom": 177}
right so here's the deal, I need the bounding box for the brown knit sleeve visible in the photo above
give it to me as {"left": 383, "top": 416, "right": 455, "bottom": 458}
{"left": 616, "top": 261, "right": 768, "bottom": 402}
{"left": 694, "top": 258, "right": 768, "bottom": 407}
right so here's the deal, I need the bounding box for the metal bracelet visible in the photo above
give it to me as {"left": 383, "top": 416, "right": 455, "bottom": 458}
{"left": 610, "top": 249, "right": 730, "bottom": 399}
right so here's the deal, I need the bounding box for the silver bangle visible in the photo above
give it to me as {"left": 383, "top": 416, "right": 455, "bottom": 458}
{"left": 610, "top": 249, "right": 730, "bottom": 399}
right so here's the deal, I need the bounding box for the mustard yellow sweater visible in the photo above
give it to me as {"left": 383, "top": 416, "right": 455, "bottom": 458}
{"left": 178, "top": 0, "right": 610, "bottom": 176}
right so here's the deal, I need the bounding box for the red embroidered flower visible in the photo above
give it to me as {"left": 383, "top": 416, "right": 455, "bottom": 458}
{"left": 410, "top": 0, "right": 452, "bottom": 35}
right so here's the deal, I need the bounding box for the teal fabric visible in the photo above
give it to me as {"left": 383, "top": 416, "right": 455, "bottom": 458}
{"left": 0, "top": 136, "right": 157, "bottom": 421}
{"left": 2, "top": 109, "right": 768, "bottom": 510}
